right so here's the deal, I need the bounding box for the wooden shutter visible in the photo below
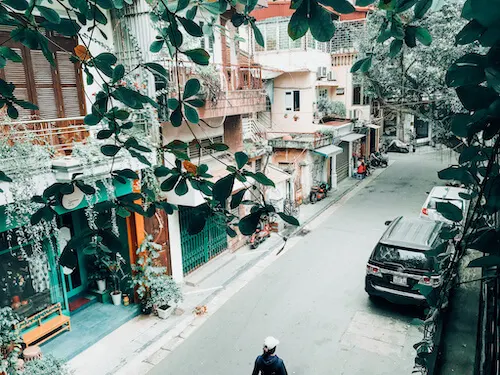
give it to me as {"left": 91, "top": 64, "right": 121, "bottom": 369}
{"left": 3, "top": 48, "right": 32, "bottom": 119}
{"left": 30, "top": 50, "right": 59, "bottom": 119}
{"left": 56, "top": 51, "right": 83, "bottom": 118}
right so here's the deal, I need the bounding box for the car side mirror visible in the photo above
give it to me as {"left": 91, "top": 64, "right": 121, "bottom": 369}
{"left": 384, "top": 220, "right": 392, "bottom": 226}
{"left": 425, "top": 191, "right": 429, "bottom": 194}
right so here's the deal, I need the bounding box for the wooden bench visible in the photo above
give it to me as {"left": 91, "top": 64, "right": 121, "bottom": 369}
{"left": 15, "top": 303, "right": 71, "bottom": 347}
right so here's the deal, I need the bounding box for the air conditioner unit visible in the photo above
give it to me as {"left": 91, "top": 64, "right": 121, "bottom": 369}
{"left": 327, "top": 71, "right": 336, "bottom": 81}
{"left": 317, "top": 66, "right": 327, "bottom": 79}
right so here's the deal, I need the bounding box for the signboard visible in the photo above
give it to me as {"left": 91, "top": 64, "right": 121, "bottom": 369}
{"left": 61, "top": 185, "right": 84, "bottom": 210}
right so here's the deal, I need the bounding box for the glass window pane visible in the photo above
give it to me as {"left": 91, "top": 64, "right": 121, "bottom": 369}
{"left": 266, "top": 23, "right": 277, "bottom": 51}
{"left": 278, "top": 22, "right": 289, "bottom": 50}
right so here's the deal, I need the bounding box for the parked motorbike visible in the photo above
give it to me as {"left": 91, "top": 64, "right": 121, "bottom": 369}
{"left": 369, "top": 152, "right": 388, "bottom": 167}
{"left": 309, "top": 183, "right": 328, "bottom": 204}
{"left": 386, "top": 139, "right": 410, "bottom": 153}
{"left": 248, "top": 220, "right": 271, "bottom": 249}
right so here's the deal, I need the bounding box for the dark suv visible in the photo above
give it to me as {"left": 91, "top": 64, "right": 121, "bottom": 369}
{"left": 365, "top": 216, "right": 454, "bottom": 306}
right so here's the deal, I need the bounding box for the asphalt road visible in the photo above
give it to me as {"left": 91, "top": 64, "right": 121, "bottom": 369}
{"left": 149, "top": 150, "right": 455, "bottom": 375}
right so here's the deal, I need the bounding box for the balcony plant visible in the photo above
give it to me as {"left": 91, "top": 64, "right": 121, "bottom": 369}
{"left": 102, "top": 253, "right": 127, "bottom": 306}
{"left": 130, "top": 237, "right": 183, "bottom": 317}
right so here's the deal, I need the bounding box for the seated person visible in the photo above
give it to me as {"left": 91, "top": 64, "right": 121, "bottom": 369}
{"left": 357, "top": 162, "right": 367, "bottom": 177}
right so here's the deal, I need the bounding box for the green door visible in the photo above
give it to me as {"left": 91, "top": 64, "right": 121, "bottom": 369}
{"left": 179, "top": 206, "right": 228, "bottom": 274}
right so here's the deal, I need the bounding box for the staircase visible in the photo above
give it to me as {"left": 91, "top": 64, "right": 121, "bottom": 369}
{"left": 243, "top": 113, "right": 270, "bottom": 143}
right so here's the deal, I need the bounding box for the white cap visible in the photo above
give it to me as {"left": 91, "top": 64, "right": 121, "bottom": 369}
{"left": 264, "top": 336, "right": 280, "bottom": 350}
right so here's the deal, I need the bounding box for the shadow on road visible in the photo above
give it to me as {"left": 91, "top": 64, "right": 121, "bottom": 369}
{"left": 367, "top": 295, "right": 427, "bottom": 320}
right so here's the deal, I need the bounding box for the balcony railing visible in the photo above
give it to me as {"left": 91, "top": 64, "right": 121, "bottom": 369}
{"left": 268, "top": 132, "right": 333, "bottom": 150}
{"left": 0, "top": 116, "right": 88, "bottom": 156}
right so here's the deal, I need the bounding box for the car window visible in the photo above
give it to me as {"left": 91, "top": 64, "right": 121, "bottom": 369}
{"left": 373, "top": 245, "right": 433, "bottom": 270}
{"left": 427, "top": 198, "right": 463, "bottom": 211}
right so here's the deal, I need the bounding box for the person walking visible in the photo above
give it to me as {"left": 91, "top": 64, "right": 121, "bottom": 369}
{"left": 251, "top": 336, "right": 288, "bottom": 375}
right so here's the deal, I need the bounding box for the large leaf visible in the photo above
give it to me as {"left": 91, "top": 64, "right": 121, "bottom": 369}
{"left": 485, "top": 67, "right": 500, "bottom": 94}
{"left": 235, "top": 151, "right": 249, "bottom": 169}
{"left": 174, "top": 177, "right": 189, "bottom": 196}
{"left": 101, "top": 144, "right": 121, "bottom": 157}
{"left": 247, "top": 171, "right": 276, "bottom": 187}
{"left": 455, "top": 20, "right": 486, "bottom": 45}
{"left": 468, "top": 255, "right": 500, "bottom": 268}
{"left": 184, "top": 105, "right": 199, "bottom": 124}
{"left": 415, "top": 26, "right": 432, "bottom": 46}
{"left": 390, "top": 19, "right": 404, "bottom": 40}
{"left": 351, "top": 57, "right": 370, "bottom": 73}
{"left": 170, "top": 107, "right": 182, "bottom": 127}
{"left": 0, "top": 46, "right": 21, "bottom": 63}
{"left": 0, "top": 170, "right": 12, "bottom": 183}
{"left": 144, "top": 62, "right": 168, "bottom": 79}
{"left": 213, "top": 174, "right": 235, "bottom": 203}
{"left": 184, "top": 49, "right": 210, "bottom": 65}
{"left": 451, "top": 114, "right": 472, "bottom": 137}
{"left": 456, "top": 85, "right": 498, "bottom": 111}
{"left": 308, "top": 2, "right": 335, "bottom": 42}
{"left": 446, "top": 53, "right": 486, "bottom": 87}
{"left": 469, "top": 229, "right": 500, "bottom": 254}
{"left": 3, "top": 0, "right": 28, "bottom": 11}
{"left": 179, "top": 17, "right": 203, "bottom": 37}
{"left": 206, "top": 142, "right": 229, "bottom": 151}
{"left": 251, "top": 22, "right": 265, "bottom": 48}
{"left": 320, "top": 0, "right": 355, "bottom": 13}
{"left": 188, "top": 210, "right": 207, "bottom": 235}
{"left": 37, "top": 6, "right": 61, "bottom": 24}
{"left": 238, "top": 211, "right": 261, "bottom": 235}
{"left": 414, "top": 0, "right": 432, "bottom": 18}
{"left": 389, "top": 39, "right": 403, "bottom": 58}
{"left": 436, "top": 201, "right": 463, "bottom": 222}
{"left": 356, "top": 0, "right": 375, "bottom": 4}
{"left": 395, "top": 0, "right": 418, "bottom": 13}
{"left": 230, "top": 189, "right": 246, "bottom": 209}
{"left": 161, "top": 174, "right": 181, "bottom": 191}
{"left": 183, "top": 78, "right": 201, "bottom": 99}
{"left": 470, "top": 0, "right": 500, "bottom": 28}
{"left": 288, "top": 3, "right": 308, "bottom": 41}
{"left": 278, "top": 212, "right": 299, "bottom": 226}
{"left": 150, "top": 39, "right": 164, "bottom": 53}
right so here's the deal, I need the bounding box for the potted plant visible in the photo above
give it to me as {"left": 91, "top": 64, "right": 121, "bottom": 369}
{"left": 130, "top": 237, "right": 183, "bottom": 317}
{"left": 102, "top": 253, "right": 127, "bottom": 306}
{"left": 87, "top": 257, "right": 109, "bottom": 293}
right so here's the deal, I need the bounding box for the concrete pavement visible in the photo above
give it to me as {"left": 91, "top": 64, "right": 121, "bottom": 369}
{"left": 147, "top": 150, "right": 457, "bottom": 375}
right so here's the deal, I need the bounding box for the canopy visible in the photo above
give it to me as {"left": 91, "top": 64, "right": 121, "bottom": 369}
{"left": 366, "top": 124, "right": 381, "bottom": 129}
{"left": 312, "top": 145, "right": 343, "bottom": 157}
{"left": 340, "top": 133, "right": 366, "bottom": 142}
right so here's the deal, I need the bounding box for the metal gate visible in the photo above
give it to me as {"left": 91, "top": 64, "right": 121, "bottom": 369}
{"left": 336, "top": 141, "right": 349, "bottom": 182}
{"left": 179, "top": 206, "right": 228, "bottom": 274}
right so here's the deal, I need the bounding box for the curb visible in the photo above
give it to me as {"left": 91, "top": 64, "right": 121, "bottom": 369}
{"left": 117, "top": 163, "right": 394, "bottom": 374}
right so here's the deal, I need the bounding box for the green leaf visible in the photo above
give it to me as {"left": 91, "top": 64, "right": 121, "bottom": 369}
{"left": 150, "top": 39, "right": 164, "bottom": 53}
{"left": 37, "top": 5, "right": 61, "bottom": 24}
{"left": 115, "top": 169, "right": 139, "bottom": 180}
{"left": 389, "top": 39, "right": 403, "bottom": 58}
{"left": 232, "top": 13, "right": 246, "bottom": 27}
{"left": 97, "top": 129, "right": 113, "bottom": 139}
{"left": 186, "top": 98, "right": 205, "bottom": 108}
{"left": 75, "top": 180, "right": 96, "bottom": 195}
{"left": 485, "top": 67, "right": 500, "bottom": 94}
{"left": 351, "top": 57, "right": 370, "bottom": 73}
{"left": 230, "top": 189, "right": 246, "bottom": 209}
{"left": 30, "top": 207, "right": 45, "bottom": 225}
{"left": 468, "top": 255, "right": 500, "bottom": 268}
{"left": 112, "top": 64, "right": 125, "bottom": 83}
{"left": 278, "top": 212, "right": 299, "bottom": 226}
{"left": 251, "top": 22, "right": 265, "bottom": 47}
{"left": 7, "top": 104, "right": 18, "bottom": 119}
{"left": 415, "top": 26, "right": 432, "bottom": 46}
{"left": 379, "top": 0, "right": 396, "bottom": 10}
{"left": 184, "top": 105, "right": 199, "bottom": 124}
{"left": 414, "top": 0, "right": 432, "bottom": 18}
{"left": 176, "top": 0, "right": 190, "bottom": 11}
{"left": 470, "top": 0, "right": 500, "bottom": 28}
{"left": 206, "top": 142, "right": 229, "bottom": 151}
{"left": 246, "top": 0, "right": 259, "bottom": 12}
{"left": 238, "top": 211, "right": 261, "bottom": 235}
{"left": 235, "top": 151, "right": 249, "bottom": 169}
{"left": 161, "top": 174, "right": 180, "bottom": 191}
{"left": 455, "top": 20, "right": 485, "bottom": 45}
{"left": 288, "top": 3, "right": 309, "bottom": 41}
{"left": 3, "top": 0, "right": 28, "bottom": 11}
{"left": 174, "top": 177, "right": 189, "bottom": 196}
{"left": 184, "top": 48, "right": 210, "bottom": 65}
{"left": 377, "top": 29, "right": 392, "bottom": 43}
{"left": 0, "top": 170, "right": 12, "bottom": 182}
{"left": 186, "top": 6, "right": 198, "bottom": 20}
{"left": 446, "top": 53, "right": 486, "bottom": 87}
{"left": 459, "top": 145, "right": 480, "bottom": 164}
{"left": 84, "top": 113, "right": 101, "bottom": 125}
{"left": 395, "top": 0, "right": 418, "bottom": 12}
{"left": 106, "top": 107, "right": 130, "bottom": 120}
{"left": 0, "top": 46, "right": 22, "bottom": 62}
{"left": 308, "top": 2, "right": 335, "bottom": 42}
{"left": 188, "top": 210, "right": 207, "bottom": 235}
{"left": 451, "top": 114, "right": 472, "bottom": 138}
{"left": 213, "top": 174, "right": 235, "bottom": 203}
{"left": 14, "top": 100, "right": 38, "bottom": 110}
{"left": 390, "top": 19, "right": 404, "bottom": 40}
{"left": 320, "top": 0, "right": 355, "bottom": 13}
{"left": 360, "top": 56, "right": 372, "bottom": 73}
{"left": 154, "top": 166, "right": 172, "bottom": 177}
{"left": 179, "top": 17, "right": 203, "bottom": 37}
{"left": 248, "top": 171, "right": 276, "bottom": 187}
{"left": 40, "top": 19, "right": 81, "bottom": 36}
{"left": 144, "top": 62, "right": 168, "bottom": 79}
{"left": 356, "top": 0, "right": 375, "bottom": 4}
{"left": 160, "top": 202, "right": 177, "bottom": 215}
{"left": 456, "top": 85, "right": 497, "bottom": 111}
{"left": 183, "top": 78, "right": 201, "bottom": 99}
{"left": 404, "top": 26, "right": 417, "bottom": 47}
{"left": 121, "top": 121, "right": 134, "bottom": 130}
{"left": 436, "top": 201, "right": 463, "bottom": 222}
{"left": 170, "top": 107, "right": 182, "bottom": 127}
{"left": 101, "top": 144, "right": 121, "bottom": 157}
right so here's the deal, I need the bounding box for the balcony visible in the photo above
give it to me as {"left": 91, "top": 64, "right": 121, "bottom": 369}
{"left": 268, "top": 132, "right": 334, "bottom": 150}
{"left": 168, "top": 63, "right": 266, "bottom": 119}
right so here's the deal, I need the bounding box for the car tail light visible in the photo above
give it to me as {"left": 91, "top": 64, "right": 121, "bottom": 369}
{"left": 422, "top": 207, "right": 428, "bottom": 215}
{"left": 366, "top": 264, "right": 382, "bottom": 277}
{"left": 419, "top": 275, "right": 441, "bottom": 287}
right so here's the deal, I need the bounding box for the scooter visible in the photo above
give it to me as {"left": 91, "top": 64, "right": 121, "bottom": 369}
{"left": 309, "top": 183, "right": 328, "bottom": 204}
{"left": 249, "top": 221, "right": 271, "bottom": 249}
{"left": 386, "top": 139, "right": 410, "bottom": 153}
{"left": 369, "top": 152, "right": 388, "bottom": 167}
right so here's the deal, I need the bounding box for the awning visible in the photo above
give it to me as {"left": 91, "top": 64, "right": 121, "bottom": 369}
{"left": 262, "top": 71, "right": 284, "bottom": 80}
{"left": 340, "top": 133, "right": 366, "bottom": 142}
{"left": 312, "top": 144, "right": 343, "bottom": 157}
{"left": 266, "top": 166, "right": 291, "bottom": 184}
{"left": 366, "top": 124, "right": 381, "bottom": 129}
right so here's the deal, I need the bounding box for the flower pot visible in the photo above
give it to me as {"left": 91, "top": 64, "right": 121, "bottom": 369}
{"left": 97, "top": 279, "right": 106, "bottom": 292}
{"left": 110, "top": 291, "right": 122, "bottom": 306}
{"left": 157, "top": 304, "right": 172, "bottom": 320}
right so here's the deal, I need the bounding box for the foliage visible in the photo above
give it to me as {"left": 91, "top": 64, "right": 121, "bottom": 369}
{"left": 102, "top": 252, "right": 127, "bottom": 293}
{"left": 130, "top": 236, "right": 183, "bottom": 309}
{"left": 353, "top": 1, "right": 477, "bottom": 145}
{"left": 316, "top": 98, "right": 346, "bottom": 118}
{"left": 195, "top": 65, "right": 223, "bottom": 108}
{"left": 23, "top": 355, "right": 70, "bottom": 375}
{"left": 0, "top": 307, "right": 22, "bottom": 375}
{"left": 87, "top": 256, "right": 109, "bottom": 282}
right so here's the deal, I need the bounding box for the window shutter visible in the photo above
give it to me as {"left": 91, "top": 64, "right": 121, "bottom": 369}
{"left": 4, "top": 48, "right": 31, "bottom": 119}
{"left": 31, "top": 50, "right": 59, "bottom": 119}
{"left": 56, "top": 51, "right": 82, "bottom": 118}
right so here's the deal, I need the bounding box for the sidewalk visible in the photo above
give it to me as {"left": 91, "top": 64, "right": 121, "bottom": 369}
{"left": 68, "top": 164, "right": 392, "bottom": 375}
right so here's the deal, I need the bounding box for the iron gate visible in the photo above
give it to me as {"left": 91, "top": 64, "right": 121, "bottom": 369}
{"left": 179, "top": 206, "right": 228, "bottom": 274}
{"left": 336, "top": 141, "right": 349, "bottom": 182}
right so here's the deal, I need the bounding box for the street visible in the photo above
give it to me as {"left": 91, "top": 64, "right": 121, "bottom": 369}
{"left": 148, "top": 150, "right": 456, "bottom": 375}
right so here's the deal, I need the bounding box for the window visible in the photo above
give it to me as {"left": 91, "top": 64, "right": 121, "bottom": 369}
{"left": 154, "top": 73, "right": 169, "bottom": 122}
{"left": 293, "top": 90, "right": 300, "bottom": 111}
{"left": 255, "top": 158, "right": 262, "bottom": 173}
{"left": 0, "top": 30, "right": 85, "bottom": 120}
{"left": 199, "top": 22, "right": 215, "bottom": 53}
{"left": 373, "top": 245, "right": 433, "bottom": 271}
{"left": 265, "top": 23, "right": 277, "bottom": 51}
{"left": 278, "top": 22, "right": 289, "bottom": 50}
{"left": 353, "top": 84, "right": 370, "bottom": 106}
{"left": 318, "top": 88, "right": 328, "bottom": 99}
{"left": 188, "top": 135, "right": 224, "bottom": 159}
{"left": 285, "top": 92, "right": 292, "bottom": 111}
{"left": 265, "top": 95, "right": 271, "bottom": 112}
